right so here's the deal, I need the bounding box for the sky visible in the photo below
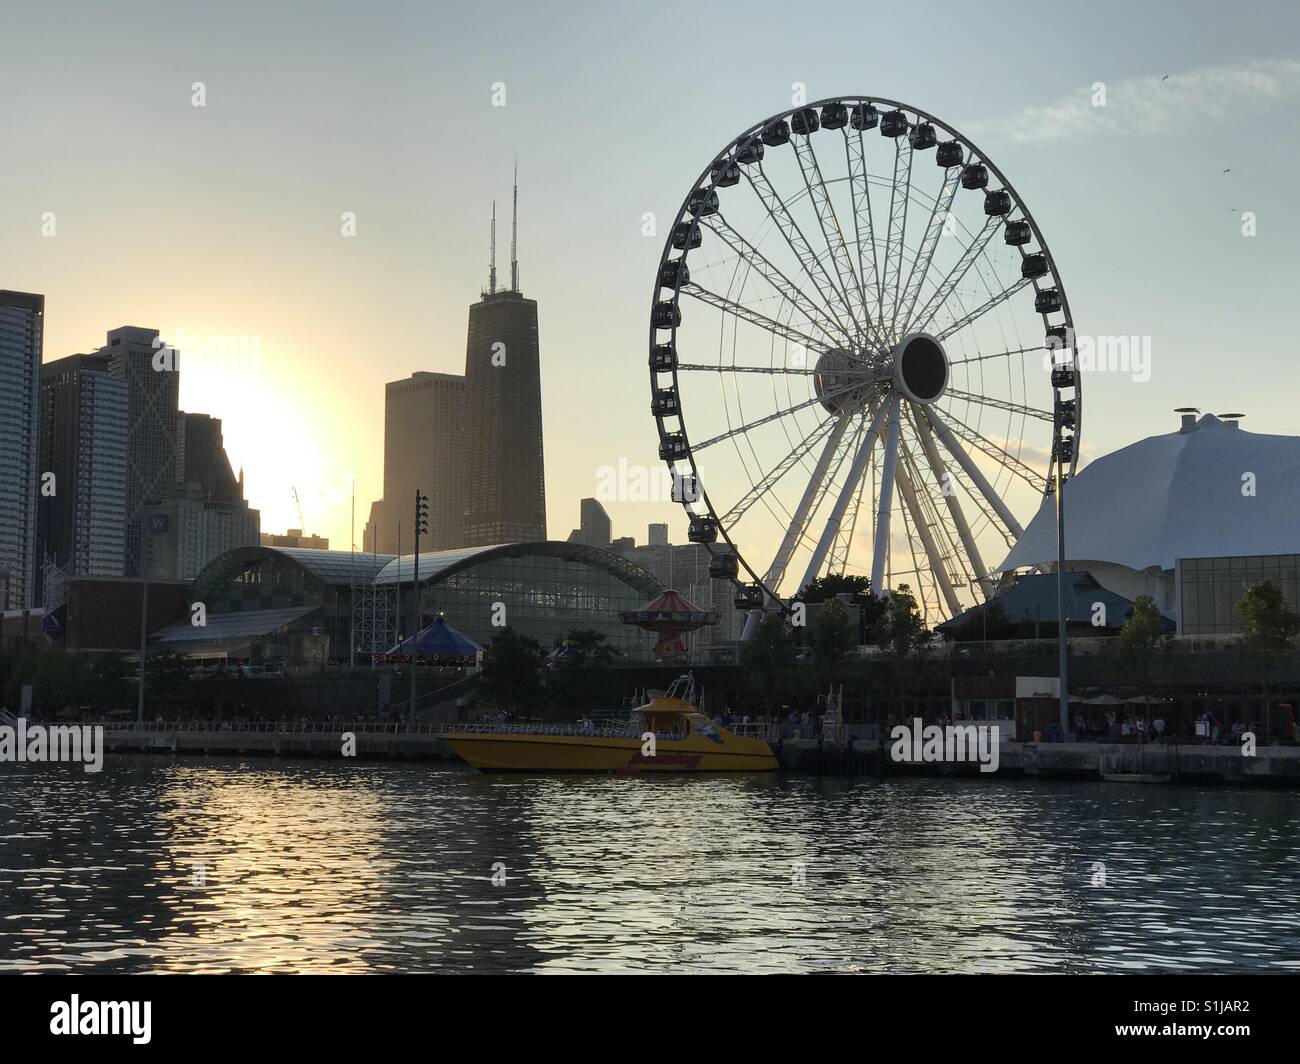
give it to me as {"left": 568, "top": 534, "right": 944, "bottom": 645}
{"left": 2, "top": 0, "right": 1298, "bottom": 556}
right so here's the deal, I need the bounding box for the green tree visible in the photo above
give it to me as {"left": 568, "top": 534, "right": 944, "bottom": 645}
{"left": 799, "top": 574, "right": 884, "bottom": 638}
{"left": 87, "top": 654, "right": 133, "bottom": 711}
{"left": 145, "top": 649, "right": 192, "bottom": 703}
{"left": 873, "top": 585, "right": 931, "bottom": 720}
{"left": 741, "top": 613, "right": 798, "bottom": 712}
{"left": 947, "top": 602, "right": 1016, "bottom": 643}
{"left": 3, "top": 643, "right": 97, "bottom": 716}
{"left": 547, "top": 629, "right": 619, "bottom": 712}
{"left": 1101, "top": 595, "right": 1169, "bottom": 736}
{"left": 809, "top": 596, "right": 855, "bottom": 674}
{"left": 1237, "top": 580, "right": 1300, "bottom": 738}
{"left": 479, "top": 627, "right": 546, "bottom": 717}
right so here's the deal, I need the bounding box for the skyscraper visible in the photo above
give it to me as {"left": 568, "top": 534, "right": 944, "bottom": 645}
{"left": 35, "top": 353, "right": 129, "bottom": 602}
{"left": 141, "top": 411, "right": 259, "bottom": 580}
{"left": 568, "top": 498, "right": 612, "bottom": 548}
{"left": 102, "top": 326, "right": 179, "bottom": 576}
{"left": 177, "top": 411, "right": 242, "bottom": 502}
{"left": 0, "top": 291, "right": 44, "bottom": 610}
{"left": 373, "top": 371, "right": 465, "bottom": 554}
{"left": 461, "top": 170, "right": 546, "bottom": 545}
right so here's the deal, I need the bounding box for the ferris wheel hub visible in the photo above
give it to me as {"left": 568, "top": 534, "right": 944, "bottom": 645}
{"left": 893, "top": 332, "right": 949, "bottom": 405}
{"left": 813, "top": 348, "right": 876, "bottom": 416}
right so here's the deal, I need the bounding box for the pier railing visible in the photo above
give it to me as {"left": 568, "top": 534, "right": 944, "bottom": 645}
{"left": 79, "top": 718, "right": 771, "bottom": 742}
{"left": 88, "top": 719, "right": 457, "bottom": 736}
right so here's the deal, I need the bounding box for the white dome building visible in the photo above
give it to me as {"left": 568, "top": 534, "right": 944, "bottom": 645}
{"left": 1000, "top": 412, "right": 1300, "bottom": 634}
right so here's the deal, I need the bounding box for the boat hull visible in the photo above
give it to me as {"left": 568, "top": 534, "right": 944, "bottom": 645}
{"left": 442, "top": 732, "right": 778, "bottom": 773}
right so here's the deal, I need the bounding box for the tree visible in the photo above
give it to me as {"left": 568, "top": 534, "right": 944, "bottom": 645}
{"left": 145, "top": 649, "right": 192, "bottom": 703}
{"left": 1237, "top": 580, "right": 1300, "bottom": 739}
{"left": 479, "top": 627, "right": 545, "bottom": 717}
{"left": 873, "top": 585, "right": 931, "bottom": 720}
{"left": 741, "top": 613, "right": 798, "bottom": 712}
{"left": 87, "top": 654, "right": 133, "bottom": 711}
{"left": 546, "top": 629, "right": 619, "bottom": 712}
{"left": 947, "top": 602, "right": 1016, "bottom": 643}
{"left": 809, "top": 596, "right": 855, "bottom": 674}
{"left": 1101, "top": 595, "right": 1169, "bottom": 735}
{"left": 799, "top": 573, "right": 884, "bottom": 638}
{"left": 3, "top": 642, "right": 98, "bottom": 716}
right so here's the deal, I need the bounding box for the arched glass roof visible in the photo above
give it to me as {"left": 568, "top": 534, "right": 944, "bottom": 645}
{"left": 190, "top": 545, "right": 395, "bottom": 602}
{"left": 373, "top": 541, "right": 662, "bottom": 597}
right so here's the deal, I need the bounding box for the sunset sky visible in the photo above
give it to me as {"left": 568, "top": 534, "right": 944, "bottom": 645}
{"left": 2, "top": 0, "right": 1297, "bottom": 554}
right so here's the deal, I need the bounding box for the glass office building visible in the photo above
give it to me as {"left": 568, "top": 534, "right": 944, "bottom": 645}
{"left": 1178, "top": 555, "right": 1300, "bottom": 635}
{"left": 0, "top": 290, "right": 43, "bottom": 610}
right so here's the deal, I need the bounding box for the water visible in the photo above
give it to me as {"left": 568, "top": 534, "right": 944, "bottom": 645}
{"left": 2, "top": 757, "right": 1298, "bottom": 973}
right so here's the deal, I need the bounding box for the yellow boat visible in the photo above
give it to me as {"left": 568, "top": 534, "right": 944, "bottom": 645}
{"left": 442, "top": 676, "right": 778, "bottom": 773}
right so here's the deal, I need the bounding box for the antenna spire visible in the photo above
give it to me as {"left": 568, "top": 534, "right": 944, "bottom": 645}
{"left": 510, "top": 157, "right": 519, "bottom": 293}
{"left": 489, "top": 200, "right": 497, "bottom": 295}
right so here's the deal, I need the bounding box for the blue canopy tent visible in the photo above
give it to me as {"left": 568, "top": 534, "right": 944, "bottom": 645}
{"left": 382, "top": 615, "right": 484, "bottom": 665}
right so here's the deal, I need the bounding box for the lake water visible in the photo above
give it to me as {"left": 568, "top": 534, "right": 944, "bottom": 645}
{"left": 2, "top": 757, "right": 1298, "bottom": 973}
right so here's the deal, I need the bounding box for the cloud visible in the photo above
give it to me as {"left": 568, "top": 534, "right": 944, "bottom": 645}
{"left": 968, "top": 57, "right": 1300, "bottom": 144}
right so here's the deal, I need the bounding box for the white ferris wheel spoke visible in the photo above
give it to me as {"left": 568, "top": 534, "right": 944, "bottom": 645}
{"left": 934, "top": 403, "right": 1043, "bottom": 494}
{"left": 925, "top": 408, "right": 1025, "bottom": 538}
{"left": 895, "top": 165, "right": 962, "bottom": 335}
{"left": 743, "top": 163, "right": 858, "bottom": 342}
{"left": 881, "top": 139, "right": 915, "bottom": 342}
{"left": 905, "top": 214, "right": 1000, "bottom": 336}
{"left": 720, "top": 418, "right": 837, "bottom": 526}
{"left": 844, "top": 128, "right": 885, "bottom": 340}
{"left": 934, "top": 276, "right": 1033, "bottom": 343}
{"left": 682, "top": 282, "right": 829, "bottom": 353}
{"left": 944, "top": 387, "right": 1055, "bottom": 423}
{"left": 911, "top": 410, "right": 994, "bottom": 600}
{"left": 700, "top": 214, "right": 849, "bottom": 346}
{"left": 894, "top": 448, "right": 962, "bottom": 616}
{"left": 792, "top": 134, "right": 872, "bottom": 350}
{"left": 798, "top": 399, "right": 891, "bottom": 592}
{"left": 762, "top": 415, "right": 851, "bottom": 587}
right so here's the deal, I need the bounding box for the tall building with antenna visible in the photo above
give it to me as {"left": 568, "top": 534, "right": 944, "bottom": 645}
{"left": 461, "top": 164, "right": 546, "bottom": 545}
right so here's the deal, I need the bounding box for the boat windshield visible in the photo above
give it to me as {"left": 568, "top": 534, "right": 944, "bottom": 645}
{"left": 664, "top": 674, "right": 696, "bottom": 703}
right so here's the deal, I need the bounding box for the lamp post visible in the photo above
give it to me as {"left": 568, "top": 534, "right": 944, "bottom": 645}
{"left": 410, "top": 490, "right": 428, "bottom": 722}
{"left": 136, "top": 514, "right": 165, "bottom": 723}
{"left": 1054, "top": 439, "right": 1070, "bottom": 739}
{"left": 137, "top": 532, "right": 148, "bottom": 724}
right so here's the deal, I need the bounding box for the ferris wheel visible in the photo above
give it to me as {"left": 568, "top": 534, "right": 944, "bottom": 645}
{"left": 648, "top": 96, "right": 1080, "bottom": 628}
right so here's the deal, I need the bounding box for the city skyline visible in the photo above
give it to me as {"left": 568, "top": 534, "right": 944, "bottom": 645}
{"left": 3, "top": 1, "right": 1298, "bottom": 557}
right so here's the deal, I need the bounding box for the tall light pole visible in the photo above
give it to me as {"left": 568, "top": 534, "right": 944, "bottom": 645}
{"left": 1054, "top": 435, "right": 1071, "bottom": 738}
{"left": 136, "top": 515, "right": 164, "bottom": 723}
{"left": 410, "top": 490, "right": 428, "bottom": 722}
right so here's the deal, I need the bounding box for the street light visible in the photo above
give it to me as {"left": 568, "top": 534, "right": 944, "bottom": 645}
{"left": 1054, "top": 437, "right": 1072, "bottom": 739}
{"left": 410, "top": 490, "right": 429, "bottom": 722}
{"left": 137, "top": 513, "right": 166, "bottom": 723}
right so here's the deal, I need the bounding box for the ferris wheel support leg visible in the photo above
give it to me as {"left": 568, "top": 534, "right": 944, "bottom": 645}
{"left": 797, "top": 402, "right": 891, "bottom": 594}
{"left": 869, "top": 396, "right": 902, "bottom": 595}
{"left": 926, "top": 408, "right": 1025, "bottom": 539}
{"left": 895, "top": 457, "right": 962, "bottom": 617}
{"left": 764, "top": 416, "right": 851, "bottom": 590}
{"left": 913, "top": 411, "right": 994, "bottom": 601}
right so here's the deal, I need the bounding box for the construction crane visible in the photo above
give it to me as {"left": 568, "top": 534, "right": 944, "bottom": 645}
{"left": 292, "top": 486, "right": 306, "bottom": 531}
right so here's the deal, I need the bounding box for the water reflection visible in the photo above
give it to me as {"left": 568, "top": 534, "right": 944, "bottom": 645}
{"left": 1, "top": 758, "right": 1297, "bottom": 973}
